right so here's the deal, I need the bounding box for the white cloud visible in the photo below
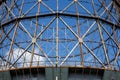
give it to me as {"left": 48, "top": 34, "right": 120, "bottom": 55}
{"left": 6, "top": 48, "right": 46, "bottom": 68}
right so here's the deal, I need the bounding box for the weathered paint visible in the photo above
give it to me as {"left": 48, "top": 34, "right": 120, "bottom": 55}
{"left": 103, "top": 70, "right": 120, "bottom": 80}
{"left": 0, "top": 71, "right": 11, "bottom": 80}
{"left": 45, "top": 68, "right": 68, "bottom": 80}
{"left": 0, "top": 68, "right": 120, "bottom": 80}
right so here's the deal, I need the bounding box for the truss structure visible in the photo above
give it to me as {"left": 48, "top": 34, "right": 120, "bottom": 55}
{"left": 0, "top": 0, "right": 120, "bottom": 70}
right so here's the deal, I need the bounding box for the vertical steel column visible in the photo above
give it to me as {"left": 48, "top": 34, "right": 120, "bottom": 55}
{"left": 56, "top": 0, "right": 59, "bottom": 67}
{"left": 74, "top": 0, "right": 84, "bottom": 66}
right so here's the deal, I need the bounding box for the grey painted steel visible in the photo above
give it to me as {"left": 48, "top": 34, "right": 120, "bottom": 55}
{"left": 0, "top": 71, "right": 11, "bottom": 80}
{"left": 1, "top": 68, "right": 120, "bottom": 80}
{"left": 10, "top": 68, "right": 45, "bottom": 80}
{"left": 61, "top": 68, "right": 68, "bottom": 80}
{"left": 45, "top": 68, "right": 53, "bottom": 80}
{"left": 68, "top": 73, "right": 101, "bottom": 80}
{"left": 68, "top": 68, "right": 103, "bottom": 80}
{"left": 103, "top": 70, "right": 120, "bottom": 80}
{"left": 45, "top": 68, "right": 68, "bottom": 80}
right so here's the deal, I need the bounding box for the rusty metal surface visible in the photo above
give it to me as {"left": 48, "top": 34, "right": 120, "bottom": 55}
{"left": 0, "top": 0, "right": 120, "bottom": 72}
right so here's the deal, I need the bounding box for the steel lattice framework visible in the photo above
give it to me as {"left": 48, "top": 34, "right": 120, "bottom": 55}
{"left": 0, "top": 0, "right": 120, "bottom": 71}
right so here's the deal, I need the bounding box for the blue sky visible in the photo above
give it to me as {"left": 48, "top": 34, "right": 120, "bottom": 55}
{"left": 0, "top": 0, "right": 120, "bottom": 69}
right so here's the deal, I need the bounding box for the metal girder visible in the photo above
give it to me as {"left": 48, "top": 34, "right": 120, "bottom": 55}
{"left": 0, "top": 0, "right": 120, "bottom": 71}
{"left": 1, "top": 13, "right": 120, "bottom": 29}
{"left": 113, "top": 0, "right": 120, "bottom": 7}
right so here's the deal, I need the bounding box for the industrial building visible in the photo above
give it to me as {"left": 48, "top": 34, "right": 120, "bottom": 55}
{"left": 0, "top": 0, "right": 120, "bottom": 80}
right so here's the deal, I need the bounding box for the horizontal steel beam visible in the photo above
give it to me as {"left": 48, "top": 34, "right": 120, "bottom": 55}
{"left": 0, "top": 13, "right": 120, "bottom": 28}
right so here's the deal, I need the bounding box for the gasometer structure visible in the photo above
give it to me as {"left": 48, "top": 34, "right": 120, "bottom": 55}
{"left": 0, "top": 0, "right": 120, "bottom": 80}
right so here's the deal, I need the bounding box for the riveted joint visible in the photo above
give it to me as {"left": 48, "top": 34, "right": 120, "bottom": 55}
{"left": 32, "top": 37, "right": 36, "bottom": 43}
{"left": 79, "top": 38, "right": 83, "bottom": 43}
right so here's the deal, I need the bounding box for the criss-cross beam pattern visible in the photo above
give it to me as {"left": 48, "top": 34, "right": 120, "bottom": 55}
{"left": 0, "top": 0, "right": 120, "bottom": 70}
